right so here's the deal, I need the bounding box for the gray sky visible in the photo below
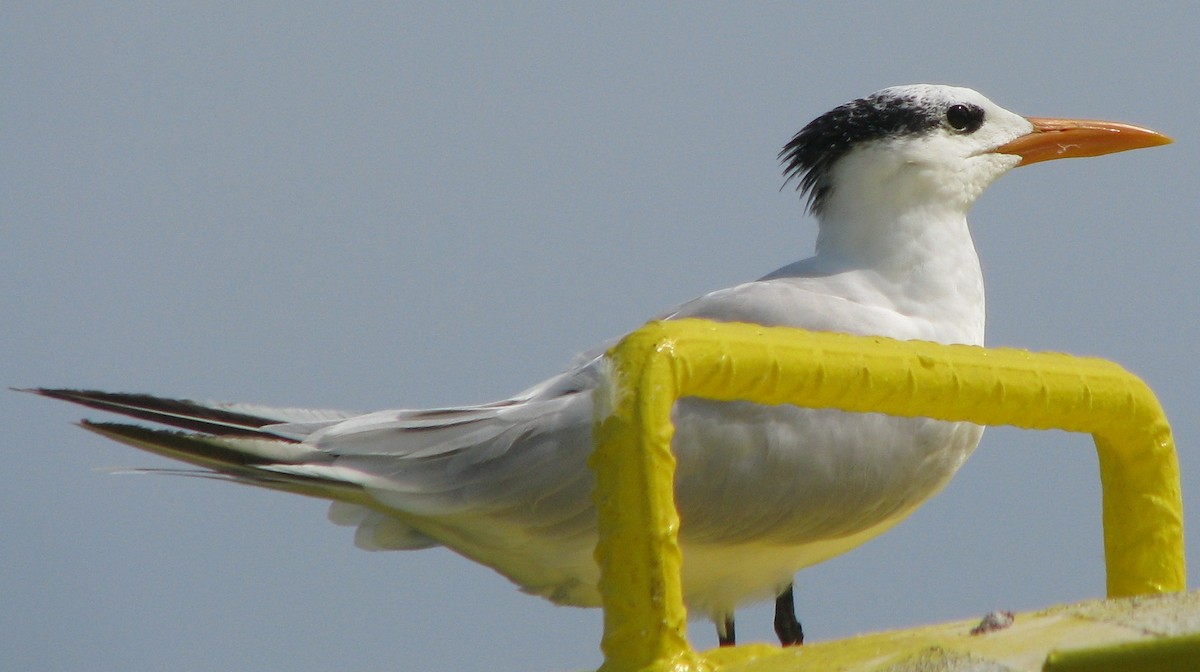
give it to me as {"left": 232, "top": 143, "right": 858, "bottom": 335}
{"left": 4, "top": 4, "right": 1198, "bottom": 671}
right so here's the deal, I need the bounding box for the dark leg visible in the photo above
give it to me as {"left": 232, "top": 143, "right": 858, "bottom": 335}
{"left": 717, "top": 615, "right": 736, "bottom": 647}
{"left": 774, "top": 584, "right": 804, "bottom": 646}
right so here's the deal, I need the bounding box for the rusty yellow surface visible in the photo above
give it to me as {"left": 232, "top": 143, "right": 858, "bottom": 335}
{"left": 701, "top": 591, "right": 1200, "bottom": 672}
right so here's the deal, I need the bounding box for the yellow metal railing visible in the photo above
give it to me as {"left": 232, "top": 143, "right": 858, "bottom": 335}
{"left": 589, "top": 319, "right": 1184, "bottom": 672}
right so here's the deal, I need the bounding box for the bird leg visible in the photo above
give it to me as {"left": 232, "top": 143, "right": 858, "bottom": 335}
{"left": 717, "top": 616, "right": 736, "bottom": 647}
{"left": 774, "top": 585, "right": 804, "bottom": 646}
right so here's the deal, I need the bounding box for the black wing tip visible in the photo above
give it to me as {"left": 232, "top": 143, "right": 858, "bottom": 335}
{"left": 18, "top": 386, "right": 124, "bottom": 401}
{"left": 12, "top": 386, "right": 65, "bottom": 397}
{"left": 17, "top": 387, "right": 161, "bottom": 405}
{"left": 76, "top": 420, "right": 363, "bottom": 498}
{"left": 76, "top": 420, "right": 278, "bottom": 468}
{"left": 26, "top": 386, "right": 176, "bottom": 402}
{"left": 23, "top": 387, "right": 301, "bottom": 442}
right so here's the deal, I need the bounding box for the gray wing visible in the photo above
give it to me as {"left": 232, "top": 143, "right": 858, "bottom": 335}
{"left": 307, "top": 274, "right": 979, "bottom": 549}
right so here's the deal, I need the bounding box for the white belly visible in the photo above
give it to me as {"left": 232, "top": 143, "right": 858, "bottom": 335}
{"left": 669, "top": 400, "right": 984, "bottom": 619}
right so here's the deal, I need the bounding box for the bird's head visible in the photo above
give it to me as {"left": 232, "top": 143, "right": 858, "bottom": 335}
{"left": 781, "top": 84, "right": 1171, "bottom": 221}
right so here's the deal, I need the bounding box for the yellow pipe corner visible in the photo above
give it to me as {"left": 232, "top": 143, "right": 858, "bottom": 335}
{"left": 590, "top": 319, "right": 1184, "bottom": 672}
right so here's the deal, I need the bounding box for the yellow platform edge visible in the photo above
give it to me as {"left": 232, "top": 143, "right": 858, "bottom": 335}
{"left": 700, "top": 590, "right": 1200, "bottom": 672}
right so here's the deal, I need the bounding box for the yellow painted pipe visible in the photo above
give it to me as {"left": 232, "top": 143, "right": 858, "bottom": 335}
{"left": 590, "top": 319, "right": 1183, "bottom": 672}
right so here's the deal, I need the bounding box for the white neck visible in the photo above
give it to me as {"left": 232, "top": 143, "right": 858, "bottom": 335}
{"left": 812, "top": 153, "right": 987, "bottom": 345}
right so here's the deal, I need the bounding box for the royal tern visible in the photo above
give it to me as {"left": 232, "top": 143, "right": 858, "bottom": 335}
{"left": 29, "top": 84, "right": 1169, "bottom": 647}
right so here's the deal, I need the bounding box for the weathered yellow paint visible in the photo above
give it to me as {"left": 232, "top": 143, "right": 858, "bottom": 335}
{"left": 1044, "top": 632, "right": 1200, "bottom": 672}
{"left": 590, "top": 319, "right": 1184, "bottom": 672}
{"left": 708, "top": 591, "right": 1200, "bottom": 672}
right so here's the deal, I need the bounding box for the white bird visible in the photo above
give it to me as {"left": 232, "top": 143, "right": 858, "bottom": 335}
{"left": 29, "top": 85, "right": 1169, "bottom": 647}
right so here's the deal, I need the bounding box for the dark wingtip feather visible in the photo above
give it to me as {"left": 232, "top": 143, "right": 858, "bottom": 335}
{"left": 26, "top": 388, "right": 299, "bottom": 442}
{"left": 79, "top": 420, "right": 276, "bottom": 470}
{"left": 78, "top": 421, "right": 368, "bottom": 503}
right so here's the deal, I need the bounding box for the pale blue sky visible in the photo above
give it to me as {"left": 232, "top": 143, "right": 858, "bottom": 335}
{"left": 5, "top": 4, "right": 1198, "bottom": 671}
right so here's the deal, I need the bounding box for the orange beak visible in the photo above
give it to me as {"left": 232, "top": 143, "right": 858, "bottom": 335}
{"left": 997, "top": 117, "right": 1172, "bottom": 166}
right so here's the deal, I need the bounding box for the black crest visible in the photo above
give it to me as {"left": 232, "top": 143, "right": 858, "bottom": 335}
{"left": 780, "top": 89, "right": 950, "bottom": 214}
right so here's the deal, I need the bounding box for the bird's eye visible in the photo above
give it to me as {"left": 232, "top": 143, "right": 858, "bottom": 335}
{"left": 945, "top": 104, "right": 984, "bottom": 133}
